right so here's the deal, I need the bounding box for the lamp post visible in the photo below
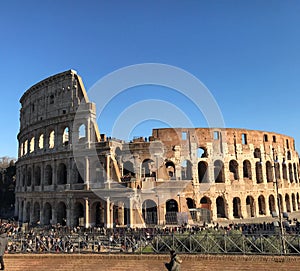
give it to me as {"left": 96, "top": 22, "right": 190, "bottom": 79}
{"left": 271, "top": 149, "right": 287, "bottom": 254}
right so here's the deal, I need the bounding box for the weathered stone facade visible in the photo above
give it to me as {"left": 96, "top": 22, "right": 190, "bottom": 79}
{"left": 15, "top": 70, "right": 300, "bottom": 228}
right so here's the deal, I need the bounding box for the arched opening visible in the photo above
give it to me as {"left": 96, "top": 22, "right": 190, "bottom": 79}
{"left": 181, "top": 160, "right": 193, "bottom": 180}
{"left": 39, "top": 134, "right": 44, "bottom": 149}
{"left": 258, "top": 195, "right": 266, "bottom": 215}
{"left": 285, "top": 194, "right": 291, "bottom": 212}
{"left": 254, "top": 148, "right": 261, "bottom": 159}
{"left": 34, "top": 166, "right": 41, "bottom": 186}
{"left": 33, "top": 202, "right": 40, "bottom": 224}
{"left": 214, "top": 160, "right": 225, "bottom": 183}
{"left": 246, "top": 196, "right": 255, "bottom": 217}
{"left": 57, "top": 202, "right": 67, "bottom": 226}
{"left": 142, "top": 199, "right": 157, "bottom": 225}
{"left": 266, "top": 161, "right": 273, "bottom": 183}
{"left": 216, "top": 197, "right": 226, "bottom": 218}
{"left": 25, "top": 202, "right": 30, "bottom": 222}
{"left": 292, "top": 194, "right": 296, "bottom": 211}
{"left": 91, "top": 202, "right": 104, "bottom": 227}
{"left": 30, "top": 137, "right": 35, "bottom": 153}
{"left": 268, "top": 195, "right": 276, "bottom": 215}
{"left": 197, "top": 147, "right": 208, "bottom": 158}
{"left": 49, "top": 130, "right": 55, "bottom": 149}
{"left": 142, "top": 159, "right": 154, "bottom": 178}
{"left": 282, "top": 163, "right": 288, "bottom": 180}
{"left": 243, "top": 160, "right": 252, "bottom": 179}
{"left": 294, "top": 163, "right": 298, "bottom": 183}
{"left": 274, "top": 163, "right": 280, "bottom": 180}
{"left": 165, "top": 199, "right": 178, "bottom": 224}
{"left": 44, "top": 202, "right": 52, "bottom": 225}
{"left": 186, "top": 198, "right": 196, "bottom": 209}
{"left": 165, "top": 161, "right": 175, "bottom": 179}
{"left": 233, "top": 197, "right": 242, "bottom": 218}
{"left": 74, "top": 202, "right": 84, "bottom": 227}
{"left": 57, "top": 163, "right": 67, "bottom": 185}
{"left": 45, "top": 165, "right": 53, "bottom": 185}
{"left": 198, "top": 161, "right": 209, "bottom": 183}
{"left": 27, "top": 168, "right": 32, "bottom": 186}
{"left": 79, "top": 124, "right": 86, "bottom": 141}
{"left": 287, "top": 151, "right": 291, "bottom": 160}
{"left": 74, "top": 162, "right": 84, "bottom": 184}
{"left": 229, "top": 160, "right": 239, "bottom": 180}
{"left": 123, "top": 161, "right": 135, "bottom": 177}
{"left": 256, "top": 162, "right": 263, "bottom": 184}
{"left": 63, "top": 127, "right": 69, "bottom": 146}
{"left": 289, "top": 163, "right": 294, "bottom": 183}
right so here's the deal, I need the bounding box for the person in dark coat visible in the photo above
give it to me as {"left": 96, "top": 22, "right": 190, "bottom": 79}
{"left": 0, "top": 227, "right": 8, "bottom": 270}
{"left": 165, "top": 250, "right": 182, "bottom": 271}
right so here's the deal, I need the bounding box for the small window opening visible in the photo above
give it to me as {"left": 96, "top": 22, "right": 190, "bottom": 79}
{"left": 242, "top": 134, "right": 247, "bottom": 145}
{"left": 273, "top": 135, "right": 276, "bottom": 143}
{"left": 182, "top": 132, "right": 187, "bottom": 140}
{"left": 50, "top": 94, "right": 54, "bottom": 104}
{"left": 214, "top": 131, "right": 220, "bottom": 140}
{"left": 264, "top": 134, "right": 268, "bottom": 142}
{"left": 286, "top": 139, "right": 289, "bottom": 149}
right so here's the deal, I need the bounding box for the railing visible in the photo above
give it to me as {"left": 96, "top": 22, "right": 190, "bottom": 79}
{"left": 6, "top": 230, "right": 300, "bottom": 255}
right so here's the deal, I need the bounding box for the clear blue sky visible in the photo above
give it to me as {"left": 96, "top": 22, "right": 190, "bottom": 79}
{"left": 0, "top": 0, "right": 300, "bottom": 159}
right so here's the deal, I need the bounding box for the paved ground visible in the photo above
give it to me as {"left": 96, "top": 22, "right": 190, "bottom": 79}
{"left": 4, "top": 254, "right": 300, "bottom": 271}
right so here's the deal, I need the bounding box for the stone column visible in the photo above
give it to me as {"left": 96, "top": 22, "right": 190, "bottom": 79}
{"left": 84, "top": 197, "right": 90, "bottom": 228}
{"left": 85, "top": 156, "right": 90, "bottom": 190}
{"left": 105, "top": 197, "right": 112, "bottom": 228}
{"left": 117, "top": 202, "right": 125, "bottom": 226}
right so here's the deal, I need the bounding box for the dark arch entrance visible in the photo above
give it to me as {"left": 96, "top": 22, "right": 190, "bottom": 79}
{"left": 142, "top": 199, "right": 157, "bottom": 225}
{"left": 165, "top": 199, "right": 178, "bottom": 225}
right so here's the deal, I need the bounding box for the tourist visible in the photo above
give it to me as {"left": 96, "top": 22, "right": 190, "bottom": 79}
{"left": 165, "top": 250, "right": 182, "bottom": 271}
{"left": 0, "top": 227, "right": 8, "bottom": 270}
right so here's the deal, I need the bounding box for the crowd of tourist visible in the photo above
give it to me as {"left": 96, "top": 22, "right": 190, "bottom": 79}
{"left": 1, "top": 217, "right": 300, "bottom": 254}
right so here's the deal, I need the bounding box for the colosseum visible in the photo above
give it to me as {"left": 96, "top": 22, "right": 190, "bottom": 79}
{"left": 15, "top": 69, "right": 300, "bottom": 228}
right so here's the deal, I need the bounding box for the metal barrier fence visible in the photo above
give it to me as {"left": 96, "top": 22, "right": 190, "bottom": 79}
{"left": 6, "top": 230, "right": 300, "bottom": 255}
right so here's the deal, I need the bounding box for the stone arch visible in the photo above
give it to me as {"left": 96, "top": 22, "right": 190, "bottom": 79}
{"left": 165, "top": 199, "right": 178, "bottom": 224}
{"left": 38, "top": 134, "right": 44, "bottom": 149}
{"left": 229, "top": 160, "right": 239, "bottom": 180}
{"left": 254, "top": 148, "right": 261, "bottom": 159}
{"left": 282, "top": 162, "right": 288, "bottom": 180}
{"left": 57, "top": 202, "right": 67, "bottom": 226}
{"left": 44, "top": 202, "right": 52, "bottom": 225}
{"left": 74, "top": 202, "right": 84, "bottom": 227}
{"left": 57, "top": 163, "right": 67, "bottom": 185}
{"left": 26, "top": 167, "right": 32, "bottom": 186}
{"left": 142, "top": 199, "right": 157, "bottom": 225}
{"left": 186, "top": 198, "right": 196, "bottom": 209}
{"left": 246, "top": 196, "right": 255, "bottom": 217}
{"left": 214, "top": 160, "right": 225, "bottom": 183}
{"left": 165, "top": 161, "right": 175, "bottom": 179}
{"left": 123, "top": 161, "right": 135, "bottom": 177}
{"left": 62, "top": 127, "right": 69, "bottom": 146}
{"left": 255, "top": 162, "right": 263, "bottom": 184}
{"left": 268, "top": 195, "right": 276, "bottom": 215}
{"left": 198, "top": 161, "right": 209, "bottom": 183}
{"left": 292, "top": 193, "right": 296, "bottom": 211}
{"left": 48, "top": 130, "right": 55, "bottom": 149}
{"left": 45, "top": 164, "right": 53, "bottom": 185}
{"left": 216, "top": 196, "right": 226, "bottom": 218}
{"left": 289, "top": 163, "right": 294, "bottom": 183}
{"left": 91, "top": 201, "right": 105, "bottom": 227}
{"left": 74, "top": 161, "right": 84, "bottom": 184}
{"left": 293, "top": 163, "right": 298, "bottom": 183}
{"left": 33, "top": 202, "right": 40, "bottom": 224}
{"left": 142, "top": 159, "right": 154, "bottom": 178}
{"left": 258, "top": 195, "right": 266, "bottom": 215}
{"left": 285, "top": 194, "right": 291, "bottom": 212}
{"left": 233, "top": 197, "right": 242, "bottom": 218}
{"left": 266, "top": 161, "right": 273, "bottom": 183}
{"left": 181, "top": 160, "right": 193, "bottom": 180}
{"left": 243, "top": 160, "right": 252, "bottom": 179}
{"left": 25, "top": 202, "right": 30, "bottom": 222}
{"left": 34, "top": 166, "right": 41, "bottom": 186}
{"left": 197, "top": 147, "right": 208, "bottom": 158}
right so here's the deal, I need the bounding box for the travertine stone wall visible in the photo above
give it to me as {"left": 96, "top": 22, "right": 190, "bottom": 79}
{"left": 16, "top": 70, "right": 300, "bottom": 228}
